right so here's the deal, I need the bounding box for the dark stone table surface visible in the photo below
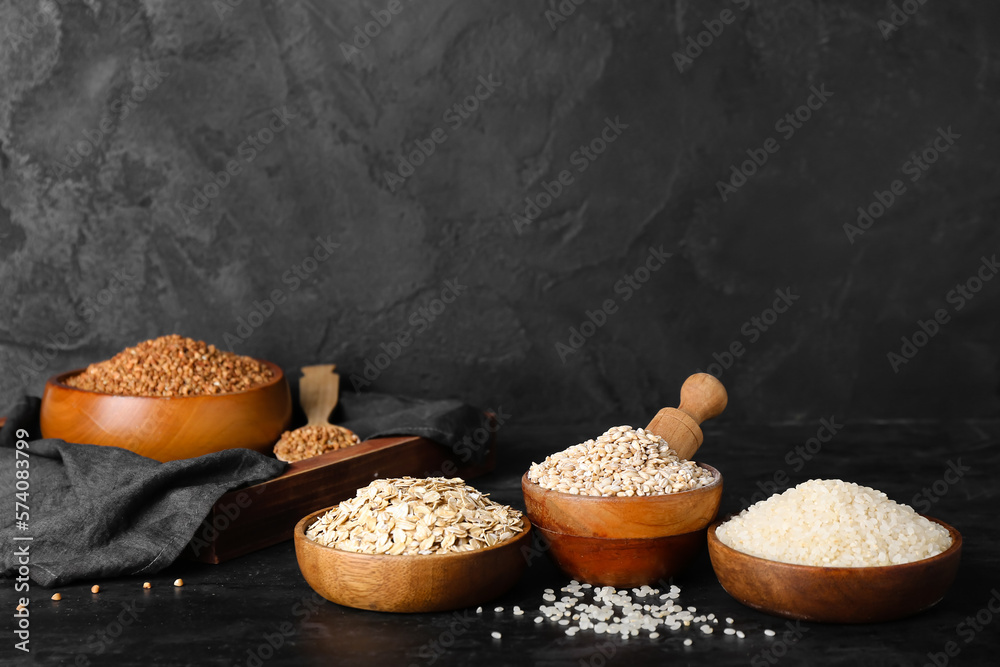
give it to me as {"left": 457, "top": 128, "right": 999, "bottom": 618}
{"left": 4, "top": 421, "right": 998, "bottom": 666}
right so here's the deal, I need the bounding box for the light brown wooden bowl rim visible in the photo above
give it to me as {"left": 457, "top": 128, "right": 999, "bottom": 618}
{"left": 47, "top": 360, "right": 287, "bottom": 399}
{"left": 521, "top": 463, "right": 723, "bottom": 504}
{"left": 294, "top": 506, "right": 533, "bottom": 561}
{"left": 532, "top": 522, "right": 705, "bottom": 541}
{"left": 707, "top": 515, "right": 962, "bottom": 574}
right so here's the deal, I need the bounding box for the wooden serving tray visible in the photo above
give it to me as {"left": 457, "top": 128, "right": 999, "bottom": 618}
{"left": 183, "top": 426, "right": 496, "bottom": 564}
{"left": 1, "top": 415, "right": 496, "bottom": 564}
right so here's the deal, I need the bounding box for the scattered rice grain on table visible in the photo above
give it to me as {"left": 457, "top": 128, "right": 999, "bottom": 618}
{"left": 306, "top": 477, "right": 523, "bottom": 555}
{"left": 528, "top": 581, "right": 751, "bottom": 643}
{"left": 527, "top": 425, "right": 715, "bottom": 496}
{"left": 716, "top": 479, "right": 953, "bottom": 567}
{"left": 66, "top": 334, "right": 274, "bottom": 397}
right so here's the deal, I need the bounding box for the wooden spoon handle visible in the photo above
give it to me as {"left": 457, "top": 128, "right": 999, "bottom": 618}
{"left": 645, "top": 373, "right": 728, "bottom": 461}
{"left": 299, "top": 364, "right": 340, "bottom": 427}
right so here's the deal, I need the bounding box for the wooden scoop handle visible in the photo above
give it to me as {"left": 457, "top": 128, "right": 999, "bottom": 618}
{"left": 645, "top": 373, "right": 728, "bottom": 461}
{"left": 299, "top": 364, "right": 340, "bottom": 427}
{"left": 677, "top": 372, "right": 728, "bottom": 424}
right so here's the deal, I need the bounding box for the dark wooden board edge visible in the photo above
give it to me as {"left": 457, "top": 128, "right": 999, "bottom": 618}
{"left": 182, "top": 416, "right": 498, "bottom": 564}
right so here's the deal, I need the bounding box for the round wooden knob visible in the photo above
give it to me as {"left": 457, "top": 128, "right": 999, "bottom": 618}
{"left": 644, "top": 373, "right": 728, "bottom": 460}
{"left": 677, "top": 373, "right": 728, "bottom": 425}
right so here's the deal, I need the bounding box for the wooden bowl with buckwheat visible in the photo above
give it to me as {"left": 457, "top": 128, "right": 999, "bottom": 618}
{"left": 40, "top": 335, "right": 292, "bottom": 462}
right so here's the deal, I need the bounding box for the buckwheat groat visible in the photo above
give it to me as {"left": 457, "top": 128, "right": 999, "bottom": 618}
{"left": 66, "top": 334, "right": 273, "bottom": 397}
{"left": 273, "top": 425, "right": 361, "bottom": 462}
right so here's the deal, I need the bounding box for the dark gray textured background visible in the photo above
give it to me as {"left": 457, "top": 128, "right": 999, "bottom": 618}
{"left": 1, "top": 0, "right": 998, "bottom": 425}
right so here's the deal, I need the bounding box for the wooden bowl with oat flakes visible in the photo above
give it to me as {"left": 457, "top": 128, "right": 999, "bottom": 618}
{"left": 40, "top": 335, "right": 292, "bottom": 462}
{"left": 294, "top": 478, "right": 532, "bottom": 613}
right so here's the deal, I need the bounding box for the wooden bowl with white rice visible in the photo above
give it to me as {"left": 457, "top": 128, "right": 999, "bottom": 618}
{"left": 707, "top": 479, "right": 962, "bottom": 623}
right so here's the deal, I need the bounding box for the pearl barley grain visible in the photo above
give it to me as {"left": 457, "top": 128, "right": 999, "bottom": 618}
{"left": 527, "top": 426, "right": 714, "bottom": 497}
{"left": 491, "top": 631, "right": 502, "bottom": 639}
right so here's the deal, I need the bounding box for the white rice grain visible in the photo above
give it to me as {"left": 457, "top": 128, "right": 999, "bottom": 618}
{"left": 716, "top": 479, "right": 952, "bottom": 567}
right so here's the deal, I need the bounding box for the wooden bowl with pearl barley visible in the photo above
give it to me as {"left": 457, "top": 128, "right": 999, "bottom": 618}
{"left": 707, "top": 517, "right": 962, "bottom": 623}
{"left": 521, "top": 466, "right": 723, "bottom": 587}
{"left": 293, "top": 507, "right": 533, "bottom": 613}
{"left": 40, "top": 362, "right": 292, "bottom": 462}
{"left": 520, "top": 373, "right": 729, "bottom": 586}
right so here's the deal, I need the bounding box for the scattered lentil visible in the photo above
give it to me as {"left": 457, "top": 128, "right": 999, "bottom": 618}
{"left": 143, "top": 582, "right": 152, "bottom": 589}
{"left": 66, "top": 335, "right": 274, "bottom": 397}
{"left": 51, "top": 594, "right": 62, "bottom": 601}
{"left": 173, "top": 579, "right": 184, "bottom": 587}
{"left": 91, "top": 585, "right": 100, "bottom": 594}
